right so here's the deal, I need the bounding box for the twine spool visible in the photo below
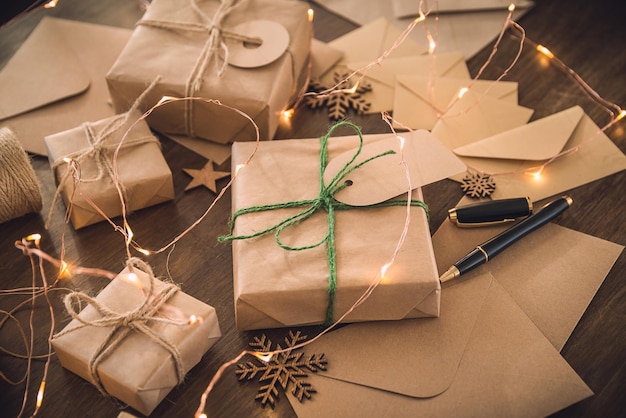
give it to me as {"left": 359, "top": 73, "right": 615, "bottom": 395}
{"left": 0, "top": 127, "right": 43, "bottom": 223}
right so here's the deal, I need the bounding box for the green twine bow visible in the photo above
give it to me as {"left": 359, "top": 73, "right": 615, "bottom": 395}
{"left": 219, "top": 121, "right": 428, "bottom": 325}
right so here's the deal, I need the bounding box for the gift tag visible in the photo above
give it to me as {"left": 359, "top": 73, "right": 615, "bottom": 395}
{"left": 226, "top": 20, "right": 290, "bottom": 68}
{"left": 323, "top": 130, "right": 467, "bottom": 206}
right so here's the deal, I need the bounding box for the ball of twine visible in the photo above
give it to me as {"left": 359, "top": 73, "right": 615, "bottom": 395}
{"left": 0, "top": 127, "right": 43, "bottom": 223}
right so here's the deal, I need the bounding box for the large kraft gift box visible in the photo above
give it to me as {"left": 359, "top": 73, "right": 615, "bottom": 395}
{"left": 44, "top": 111, "right": 174, "bottom": 229}
{"left": 106, "top": 0, "right": 313, "bottom": 144}
{"left": 51, "top": 264, "right": 222, "bottom": 416}
{"left": 225, "top": 124, "right": 466, "bottom": 330}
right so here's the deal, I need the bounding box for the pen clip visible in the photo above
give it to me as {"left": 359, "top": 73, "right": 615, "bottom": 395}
{"left": 450, "top": 217, "right": 518, "bottom": 228}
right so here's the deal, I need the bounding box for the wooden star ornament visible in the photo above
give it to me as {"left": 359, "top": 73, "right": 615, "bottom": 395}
{"left": 183, "top": 161, "right": 230, "bottom": 193}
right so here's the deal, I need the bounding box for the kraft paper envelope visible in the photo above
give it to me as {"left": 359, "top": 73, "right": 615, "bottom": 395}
{"left": 288, "top": 221, "right": 623, "bottom": 417}
{"left": 345, "top": 51, "right": 471, "bottom": 113}
{"left": 452, "top": 106, "right": 626, "bottom": 201}
{"left": 393, "top": 75, "right": 518, "bottom": 130}
{"left": 327, "top": 16, "right": 427, "bottom": 66}
{"left": 289, "top": 274, "right": 593, "bottom": 417}
{"left": 0, "top": 17, "right": 131, "bottom": 156}
{"left": 315, "top": 0, "right": 531, "bottom": 58}
{"left": 392, "top": 0, "right": 534, "bottom": 18}
{"left": 310, "top": 38, "right": 344, "bottom": 80}
{"left": 431, "top": 89, "right": 534, "bottom": 150}
{"left": 431, "top": 207, "right": 624, "bottom": 350}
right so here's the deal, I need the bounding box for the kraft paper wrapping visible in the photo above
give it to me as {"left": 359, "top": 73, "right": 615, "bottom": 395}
{"left": 52, "top": 266, "right": 222, "bottom": 415}
{"left": 106, "top": 0, "right": 312, "bottom": 144}
{"left": 44, "top": 112, "right": 174, "bottom": 229}
{"left": 228, "top": 135, "right": 441, "bottom": 330}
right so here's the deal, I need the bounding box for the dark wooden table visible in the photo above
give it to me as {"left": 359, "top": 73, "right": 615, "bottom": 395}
{"left": 1, "top": 0, "right": 624, "bottom": 417}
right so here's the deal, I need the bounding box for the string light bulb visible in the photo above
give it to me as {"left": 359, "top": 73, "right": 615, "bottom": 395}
{"left": 36, "top": 380, "right": 46, "bottom": 408}
{"left": 44, "top": 0, "right": 58, "bottom": 8}
{"left": 58, "top": 260, "right": 71, "bottom": 279}
{"left": 157, "top": 95, "right": 177, "bottom": 105}
{"left": 427, "top": 33, "right": 437, "bottom": 54}
{"left": 536, "top": 44, "right": 554, "bottom": 59}
{"left": 616, "top": 109, "right": 626, "bottom": 121}
{"left": 508, "top": 3, "right": 516, "bottom": 12}
{"left": 414, "top": 11, "right": 426, "bottom": 23}
{"left": 457, "top": 87, "right": 469, "bottom": 99}
{"left": 281, "top": 108, "right": 295, "bottom": 122}
{"left": 254, "top": 352, "right": 272, "bottom": 363}
{"left": 235, "top": 163, "right": 247, "bottom": 175}
{"left": 307, "top": 8, "right": 314, "bottom": 22}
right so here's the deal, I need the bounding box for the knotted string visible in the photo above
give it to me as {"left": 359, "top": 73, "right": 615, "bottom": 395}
{"left": 219, "top": 121, "right": 429, "bottom": 325}
{"left": 138, "top": 0, "right": 262, "bottom": 136}
{"left": 47, "top": 78, "right": 160, "bottom": 226}
{"left": 53, "top": 258, "right": 185, "bottom": 397}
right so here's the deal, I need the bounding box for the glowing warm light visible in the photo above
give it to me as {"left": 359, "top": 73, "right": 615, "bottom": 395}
{"left": 343, "top": 81, "right": 360, "bottom": 94}
{"left": 157, "top": 95, "right": 176, "bottom": 105}
{"left": 281, "top": 108, "right": 295, "bottom": 122}
{"left": 457, "top": 87, "right": 469, "bottom": 99}
{"left": 525, "top": 167, "right": 544, "bottom": 181}
{"left": 26, "top": 233, "right": 42, "bottom": 243}
{"left": 616, "top": 110, "right": 626, "bottom": 121}
{"left": 198, "top": 414, "right": 208, "bottom": 418}
{"left": 397, "top": 135, "right": 406, "bottom": 149}
{"left": 427, "top": 33, "right": 436, "bottom": 54}
{"left": 235, "top": 163, "right": 247, "bottom": 175}
{"left": 58, "top": 260, "right": 71, "bottom": 278}
{"left": 307, "top": 8, "right": 314, "bottom": 22}
{"left": 254, "top": 352, "right": 272, "bottom": 363}
{"left": 137, "top": 247, "right": 151, "bottom": 256}
{"left": 125, "top": 222, "right": 134, "bottom": 246}
{"left": 536, "top": 44, "right": 554, "bottom": 59}
{"left": 36, "top": 381, "right": 46, "bottom": 407}
{"left": 63, "top": 157, "right": 73, "bottom": 164}
{"left": 414, "top": 11, "right": 426, "bottom": 23}
{"left": 44, "top": 0, "right": 58, "bottom": 8}
{"left": 188, "top": 314, "right": 201, "bottom": 325}
{"left": 380, "top": 262, "right": 392, "bottom": 278}
{"left": 508, "top": 3, "right": 516, "bottom": 12}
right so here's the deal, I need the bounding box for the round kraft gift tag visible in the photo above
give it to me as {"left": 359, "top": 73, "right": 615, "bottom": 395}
{"left": 227, "top": 20, "right": 290, "bottom": 68}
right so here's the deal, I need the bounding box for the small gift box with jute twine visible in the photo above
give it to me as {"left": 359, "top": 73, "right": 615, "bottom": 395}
{"left": 106, "top": 0, "right": 313, "bottom": 145}
{"left": 44, "top": 103, "right": 174, "bottom": 229}
{"left": 51, "top": 258, "right": 222, "bottom": 415}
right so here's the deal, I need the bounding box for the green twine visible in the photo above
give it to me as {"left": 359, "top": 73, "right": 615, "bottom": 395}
{"left": 219, "top": 121, "right": 429, "bottom": 325}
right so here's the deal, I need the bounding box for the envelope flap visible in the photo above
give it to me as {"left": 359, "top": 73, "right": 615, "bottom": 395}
{"left": 303, "top": 273, "right": 492, "bottom": 397}
{"left": 329, "top": 17, "right": 426, "bottom": 63}
{"left": 454, "top": 106, "right": 584, "bottom": 160}
{"left": 0, "top": 18, "right": 90, "bottom": 120}
{"left": 347, "top": 51, "right": 470, "bottom": 87}
{"left": 324, "top": 130, "right": 466, "bottom": 206}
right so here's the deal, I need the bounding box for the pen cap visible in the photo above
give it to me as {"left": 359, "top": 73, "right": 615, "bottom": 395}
{"left": 448, "top": 197, "right": 532, "bottom": 226}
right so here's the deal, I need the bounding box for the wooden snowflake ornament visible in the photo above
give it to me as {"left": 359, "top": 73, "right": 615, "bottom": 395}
{"left": 236, "top": 330, "right": 327, "bottom": 408}
{"left": 305, "top": 70, "right": 372, "bottom": 120}
{"left": 461, "top": 172, "right": 496, "bottom": 198}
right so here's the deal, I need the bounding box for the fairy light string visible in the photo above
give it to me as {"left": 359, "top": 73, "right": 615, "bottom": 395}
{"left": 3, "top": 1, "right": 625, "bottom": 416}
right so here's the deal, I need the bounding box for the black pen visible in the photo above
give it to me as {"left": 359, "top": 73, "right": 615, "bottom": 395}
{"left": 448, "top": 197, "right": 533, "bottom": 227}
{"left": 439, "top": 195, "right": 573, "bottom": 283}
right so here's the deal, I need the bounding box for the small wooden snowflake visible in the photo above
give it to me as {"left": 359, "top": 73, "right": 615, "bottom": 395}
{"left": 236, "top": 330, "right": 327, "bottom": 408}
{"left": 461, "top": 172, "right": 496, "bottom": 198}
{"left": 305, "top": 71, "right": 372, "bottom": 120}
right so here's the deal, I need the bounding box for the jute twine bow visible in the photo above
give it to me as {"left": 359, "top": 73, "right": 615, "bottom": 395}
{"left": 48, "top": 78, "right": 160, "bottom": 221}
{"left": 53, "top": 258, "right": 185, "bottom": 396}
{"left": 0, "top": 127, "right": 42, "bottom": 223}
{"left": 219, "top": 121, "right": 429, "bottom": 325}
{"left": 138, "top": 0, "right": 262, "bottom": 137}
